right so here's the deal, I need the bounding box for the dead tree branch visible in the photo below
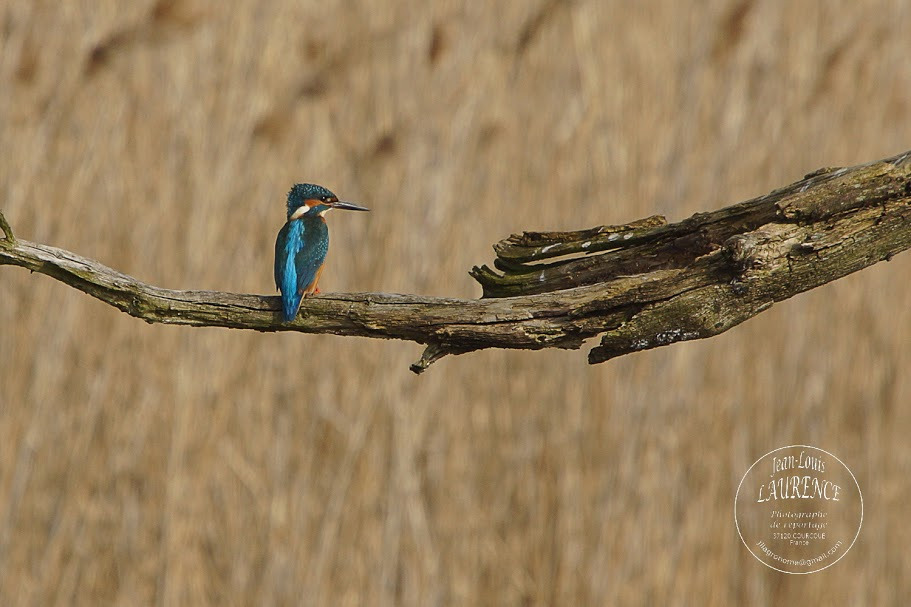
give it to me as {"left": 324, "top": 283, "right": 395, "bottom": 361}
{"left": 2, "top": 150, "right": 911, "bottom": 372}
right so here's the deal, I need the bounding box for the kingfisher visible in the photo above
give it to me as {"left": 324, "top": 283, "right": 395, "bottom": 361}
{"left": 274, "top": 183, "right": 369, "bottom": 322}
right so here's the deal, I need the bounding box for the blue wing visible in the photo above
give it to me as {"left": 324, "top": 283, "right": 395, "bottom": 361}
{"left": 274, "top": 219, "right": 329, "bottom": 321}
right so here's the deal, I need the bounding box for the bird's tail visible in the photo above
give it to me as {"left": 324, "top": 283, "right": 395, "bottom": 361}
{"left": 282, "top": 290, "right": 303, "bottom": 322}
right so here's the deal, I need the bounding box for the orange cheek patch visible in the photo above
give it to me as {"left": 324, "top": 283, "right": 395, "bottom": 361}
{"left": 289, "top": 200, "right": 320, "bottom": 221}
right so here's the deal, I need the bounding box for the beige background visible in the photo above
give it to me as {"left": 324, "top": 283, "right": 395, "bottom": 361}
{"left": 2, "top": 1, "right": 910, "bottom": 605}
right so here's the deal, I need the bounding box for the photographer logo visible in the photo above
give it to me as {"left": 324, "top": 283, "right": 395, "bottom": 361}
{"left": 734, "top": 445, "right": 862, "bottom": 574}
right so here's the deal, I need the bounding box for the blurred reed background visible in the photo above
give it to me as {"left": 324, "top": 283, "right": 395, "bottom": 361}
{"left": 1, "top": 1, "right": 910, "bottom": 605}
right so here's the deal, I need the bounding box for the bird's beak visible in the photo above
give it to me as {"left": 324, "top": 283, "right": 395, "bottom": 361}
{"left": 332, "top": 201, "right": 370, "bottom": 212}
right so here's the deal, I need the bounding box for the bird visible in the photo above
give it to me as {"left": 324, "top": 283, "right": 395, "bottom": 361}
{"left": 274, "top": 183, "right": 369, "bottom": 322}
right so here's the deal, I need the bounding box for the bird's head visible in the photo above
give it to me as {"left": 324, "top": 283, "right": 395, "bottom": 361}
{"left": 286, "top": 183, "right": 369, "bottom": 220}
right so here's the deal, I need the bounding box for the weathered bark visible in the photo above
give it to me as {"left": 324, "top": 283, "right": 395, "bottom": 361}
{"left": 2, "top": 150, "right": 910, "bottom": 372}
